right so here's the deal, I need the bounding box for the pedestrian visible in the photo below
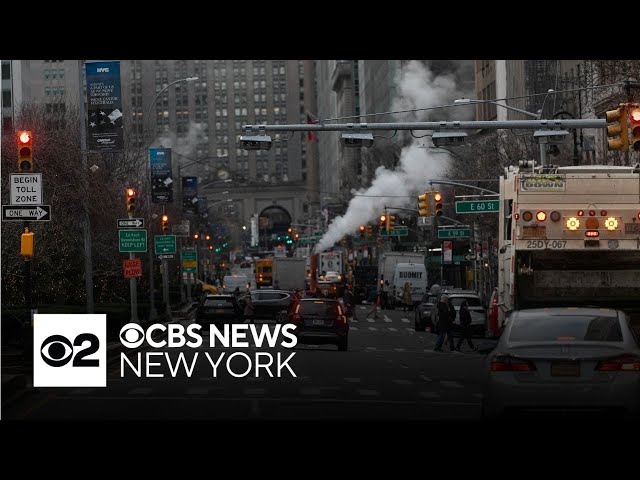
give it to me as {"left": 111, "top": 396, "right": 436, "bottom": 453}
{"left": 243, "top": 293, "right": 255, "bottom": 323}
{"left": 343, "top": 284, "right": 357, "bottom": 320}
{"left": 391, "top": 284, "right": 397, "bottom": 309}
{"left": 402, "top": 282, "right": 412, "bottom": 312}
{"left": 456, "top": 300, "right": 476, "bottom": 351}
{"left": 233, "top": 286, "right": 241, "bottom": 297}
{"left": 366, "top": 287, "right": 381, "bottom": 319}
{"left": 434, "top": 294, "right": 455, "bottom": 352}
{"left": 274, "top": 279, "right": 280, "bottom": 290}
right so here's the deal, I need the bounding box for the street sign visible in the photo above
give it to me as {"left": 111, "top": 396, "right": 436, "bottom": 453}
{"left": 2, "top": 205, "right": 51, "bottom": 222}
{"left": 119, "top": 229, "right": 147, "bottom": 252}
{"left": 455, "top": 200, "right": 499, "bottom": 214}
{"left": 123, "top": 258, "right": 142, "bottom": 278}
{"left": 313, "top": 231, "right": 325, "bottom": 237}
{"left": 117, "top": 218, "right": 144, "bottom": 229}
{"left": 10, "top": 173, "right": 42, "bottom": 205}
{"left": 182, "top": 247, "right": 197, "bottom": 273}
{"left": 155, "top": 235, "right": 177, "bottom": 255}
{"left": 437, "top": 228, "right": 471, "bottom": 239}
{"left": 418, "top": 216, "right": 433, "bottom": 228}
{"left": 298, "top": 237, "right": 319, "bottom": 244}
{"left": 172, "top": 220, "right": 190, "bottom": 236}
{"left": 379, "top": 227, "right": 409, "bottom": 236}
{"left": 158, "top": 254, "right": 174, "bottom": 260}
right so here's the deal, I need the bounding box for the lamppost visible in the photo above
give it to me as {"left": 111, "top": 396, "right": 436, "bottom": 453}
{"left": 144, "top": 76, "right": 198, "bottom": 320}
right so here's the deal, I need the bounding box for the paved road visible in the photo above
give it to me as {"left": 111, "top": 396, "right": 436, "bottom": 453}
{"left": 3, "top": 306, "right": 487, "bottom": 420}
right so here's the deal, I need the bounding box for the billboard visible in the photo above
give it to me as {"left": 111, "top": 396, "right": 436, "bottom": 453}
{"left": 85, "top": 61, "right": 123, "bottom": 152}
{"left": 150, "top": 148, "right": 173, "bottom": 204}
{"left": 182, "top": 177, "right": 198, "bottom": 214}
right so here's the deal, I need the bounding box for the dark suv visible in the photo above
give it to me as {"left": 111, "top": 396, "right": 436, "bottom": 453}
{"left": 195, "top": 294, "right": 243, "bottom": 329}
{"left": 237, "top": 289, "right": 296, "bottom": 322}
{"left": 288, "top": 298, "right": 349, "bottom": 351}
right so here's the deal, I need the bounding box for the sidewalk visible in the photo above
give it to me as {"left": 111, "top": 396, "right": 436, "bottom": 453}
{"left": 1, "top": 302, "right": 197, "bottom": 410}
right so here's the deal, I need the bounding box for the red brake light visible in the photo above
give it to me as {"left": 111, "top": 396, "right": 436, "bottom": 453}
{"left": 490, "top": 355, "right": 536, "bottom": 372}
{"left": 596, "top": 354, "right": 640, "bottom": 372}
{"left": 577, "top": 210, "right": 584, "bottom": 217}
{"left": 585, "top": 230, "right": 599, "bottom": 237}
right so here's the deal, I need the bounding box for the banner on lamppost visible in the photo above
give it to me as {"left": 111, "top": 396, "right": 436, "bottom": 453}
{"left": 182, "top": 177, "right": 198, "bottom": 214}
{"left": 197, "top": 196, "right": 208, "bottom": 216}
{"left": 443, "top": 241, "right": 453, "bottom": 264}
{"left": 150, "top": 148, "right": 173, "bottom": 204}
{"left": 85, "top": 61, "right": 123, "bottom": 152}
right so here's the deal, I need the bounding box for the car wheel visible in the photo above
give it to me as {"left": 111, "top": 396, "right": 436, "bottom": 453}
{"left": 337, "top": 337, "right": 348, "bottom": 351}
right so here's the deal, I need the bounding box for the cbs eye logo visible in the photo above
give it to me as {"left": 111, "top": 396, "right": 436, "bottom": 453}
{"left": 33, "top": 314, "right": 107, "bottom": 387}
{"left": 40, "top": 333, "right": 100, "bottom": 367}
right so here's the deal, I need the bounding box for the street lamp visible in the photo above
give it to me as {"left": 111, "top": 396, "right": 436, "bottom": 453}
{"left": 146, "top": 77, "right": 199, "bottom": 141}
{"left": 453, "top": 98, "right": 540, "bottom": 119}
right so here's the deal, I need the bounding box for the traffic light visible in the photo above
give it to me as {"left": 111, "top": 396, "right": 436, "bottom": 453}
{"left": 359, "top": 225, "right": 366, "bottom": 238}
{"left": 161, "top": 214, "right": 169, "bottom": 234}
{"left": 434, "top": 191, "right": 443, "bottom": 216}
{"left": 379, "top": 214, "right": 387, "bottom": 229}
{"left": 126, "top": 188, "right": 136, "bottom": 216}
{"left": 630, "top": 105, "right": 640, "bottom": 151}
{"left": 205, "top": 235, "right": 211, "bottom": 241}
{"left": 386, "top": 215, "right": 396, "bottom": 231}
{"left": 418, "top": 192, "right": 430, "bottom": 217}
{"left": 366, "top": 225, "right": 373, "bottom": 237}
{"left": 287, "top": 227, "right": 293, "bottom": 234}
{"left": 605, "top": 107, "right": 629, "bottom": 151}
{"left": 21, "top": 228, "right": 34, "bottom": 257}
{"left": 194, "top": 233, "right": 199, "bottom": 240}
{"left": 17, "top": 131, "right": 33, "bottom": 172}
{"left": 209, "top": 245, "right": 213, "bottom": 251}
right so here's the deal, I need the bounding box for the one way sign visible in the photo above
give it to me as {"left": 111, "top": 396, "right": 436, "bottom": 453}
{"left": 118, "top": 218, "right": 145, "bottom": 228}
{"left": 2, "top": 205, "right": 52, "bottom": 221}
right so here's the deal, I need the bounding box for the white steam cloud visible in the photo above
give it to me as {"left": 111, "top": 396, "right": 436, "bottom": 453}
{"left": 314, "top": 61, "right": 471, "bottom": 253}
{"left": 151, "top": 121, "right": 205, "bottom": 159}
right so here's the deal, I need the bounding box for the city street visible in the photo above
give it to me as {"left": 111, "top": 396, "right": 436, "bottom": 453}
{"left": 3, "top": 306, "right": 486, "bottom": 420}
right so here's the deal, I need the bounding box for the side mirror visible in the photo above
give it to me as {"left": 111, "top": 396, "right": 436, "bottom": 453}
{"left": 475, "top": 340, "right": 499, "bottom": 354}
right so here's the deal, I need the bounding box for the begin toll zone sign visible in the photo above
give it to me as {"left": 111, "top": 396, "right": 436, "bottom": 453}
{"left": 123, "top": 258, "right": 142, "bottom": 278}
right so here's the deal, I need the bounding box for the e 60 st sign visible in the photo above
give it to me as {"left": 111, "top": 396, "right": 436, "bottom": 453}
{"left": 455, "top": 200, "right": 499, "bottom": 214}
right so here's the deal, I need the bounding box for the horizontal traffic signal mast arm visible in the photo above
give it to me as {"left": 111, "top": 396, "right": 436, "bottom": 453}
{"left": 242, "top": 118, "right": 608, "bottom": 132}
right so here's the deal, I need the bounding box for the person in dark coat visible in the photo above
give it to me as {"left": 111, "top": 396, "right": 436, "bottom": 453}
{"left": 456, "top": 300, "right": 476, "bottom": 351}
{"left": 343, "top": 284, "right": 357, "bottom": 320}
{"left": 434, "top": 294, "right": 455, "bottom": 351}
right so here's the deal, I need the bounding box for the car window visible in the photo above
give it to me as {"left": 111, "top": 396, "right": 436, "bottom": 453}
{"left": 299, "top": 301, "right": 340, "bottom": 316}
{"left": 259, "top": 292, "right": 285, "bottom": 300}
{"left": 203, "top": 298, "right": 235, "bottom": 308}
{"left": 509, "top": 312, "right": 623, "bottom": 342}
{"left": 450, "top": 297, "right": 482, "bottom": 307}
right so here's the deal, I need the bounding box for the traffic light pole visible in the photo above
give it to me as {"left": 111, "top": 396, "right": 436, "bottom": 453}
{"left": 127, "top": 209, "right": 139, "bottom": 323}
{"left": 161, "top": 206, "right": 171, "bottom": 318}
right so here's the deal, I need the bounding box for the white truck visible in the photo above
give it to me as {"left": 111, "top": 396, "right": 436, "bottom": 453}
{"left": 272, "top": 257, "right": 307, "bottom": 291}
{"left": 492, "top": 163, "right": 640, "bottom": 336}
{"left": 378, "top": 252, "right": 426, "bottom": 301}
{"left": 318, "top": 251, "right": 344, "bottom": 276}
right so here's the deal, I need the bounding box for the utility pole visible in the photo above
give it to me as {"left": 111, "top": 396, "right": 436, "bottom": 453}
{"left": 126, "top": 189, "right": 139, "bottom": 324}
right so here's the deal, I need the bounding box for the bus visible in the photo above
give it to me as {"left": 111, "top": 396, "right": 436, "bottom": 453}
{"left": 255, "top": 258, "right": 273, "bottom": 288}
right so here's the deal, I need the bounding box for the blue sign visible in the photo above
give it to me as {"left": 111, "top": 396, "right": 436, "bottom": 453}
{"left": 85, "top": 61, "right": 123, "bottom": 152}
{"left": 150, "top": 148, "right": 173, "bottom": 204}
{"left": 182, "top": 177, "right": 198, "bottom": 214}
{"left": 197, "top": 196, "right": 208, "bottom": 216}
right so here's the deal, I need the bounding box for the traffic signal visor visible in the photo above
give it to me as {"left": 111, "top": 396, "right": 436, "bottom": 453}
{"left": 630, "top": 107, "right": 640, "bottom": 152}
{"left": 605, "top": 107, "right": 629, "bottom": 151}
{"left": 418, "top": 193, "right": 430, "bottom": 216}
{"left": 17, "top": 130, "right": 33, "bottom": 172}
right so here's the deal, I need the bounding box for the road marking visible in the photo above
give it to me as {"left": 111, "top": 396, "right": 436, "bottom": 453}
{"left": 358, "top": 389, "right": 380, "bottom": 396}
{"left": 344, "top": 377, "right": 361, "bottom": 383}
{"left": 368, "top": 326, "right": 378, "bottom": 331}
{"left": 351, "top": 319, "right": 359, "bottom": 323}
{"left": 365, "top": 346, "right": 377, "bottom": 351}
{"left": 128, "top": 387, "right": 152, "bottom": 395}
{"left": 186, "top": 387, "right": 209, "bottom": 395}
{"left": 388, "top": 327, "right": 398, "bottom": 332}
{"left": 384, "top": 316, "right": 392, "bottom": 323}
{"left": 419, "top": 392, "right": 440, "bottom": 398}
{"left": 405, "top": 328, "right": 415, "bottom": 333}
{"left": 300, "top": 387, "right": 322, "bottom": 395}
{"left": 394, "top": 347, "right": 406, "bottom": 352}
{"left": 367, "top": 318, "right": 375, "bottom": 323}
{"left": 393, "top": 379, "right": 412, "bottom": 385}
{"left": 440, "top": 381, "right": 464, "bottom": 389}
{"left": 401, "top": 318, "right": 410, "bottom": 323}
{"left": 244, "top": 387, "right": 266, "bottom": 395}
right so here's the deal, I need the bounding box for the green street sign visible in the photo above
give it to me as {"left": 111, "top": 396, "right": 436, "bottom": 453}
{"left": 437, "top": 228, "right": 471, "bottom": 239}
{"left": 313, "top": 231, "right": 324, "bottom": 237}
{"left": 119, "top": 229, "right": 147, "bottom": 252}
{"left": 379, "top": 227, "right": 409, "bottom": 237}
{"left": 455, "top": 200, "right": 499, "bottom": 214}
{"left": 298, "top": 237, "right": 318, "bottom": 244}
{"left": 155, "top": 235, "right": 177, "bottom": 255}
{"left": 182, "top": 248, "right": 197, "bottom": 273}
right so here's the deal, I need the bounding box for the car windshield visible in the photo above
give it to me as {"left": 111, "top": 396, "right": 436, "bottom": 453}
{"left": 509, "top": 311, "right": 623, "bottom": 342}
{"left": 299, "top": 301, "right": 340, "bottom": 316}
{"left": 450, "top": 297, "right": 482, "bottom": 307}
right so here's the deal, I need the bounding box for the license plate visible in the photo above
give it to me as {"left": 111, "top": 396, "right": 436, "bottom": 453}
{"left": 216, "top": 309, "right": 225, "bottom": 313}
{"left": 313, "top": 319, "right": 324, "bottom": 326}
{"left": 551, "top": 361, "right": 580, "bottom": 377}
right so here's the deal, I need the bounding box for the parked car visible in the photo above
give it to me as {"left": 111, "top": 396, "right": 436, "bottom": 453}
{"left": 415, "top": 293, "right": 438, "bottom": 332}
{"left": 237, "top": 289, "right": 295, "bottom": 322}
{"left": 288, "top": 298, "right": 350, "bottom": 351}
{"left": 431, "top": 291, "right": 487, "bottom": 336}
{"left": 195, "top": 294, "right": 243, "bottom": 329}
{"left": 482, "top": 307, "right": 640, "bottom": 419}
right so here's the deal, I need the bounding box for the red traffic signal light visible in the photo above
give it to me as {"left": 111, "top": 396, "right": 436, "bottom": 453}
{"left": 205, "top": 235, "right": 211, "bottom": 241}
{"left": 17, "top": 130, "right": 33, "bottom": 172}
{"left": 194, "top": 233, "right": 199, "bottom": 240}
{"left": 125, "top": 188, "right": 136, "bottom": 215}
{"left": 630, "top": 106, "right": 640, "bottom": 151}
{"left": 209, "top": 245, "right": 213, "bottom": 250}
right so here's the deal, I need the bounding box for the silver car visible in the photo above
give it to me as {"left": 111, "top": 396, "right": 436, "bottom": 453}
{"left": 482, "top": 307, "right": 640, "bottom": 418}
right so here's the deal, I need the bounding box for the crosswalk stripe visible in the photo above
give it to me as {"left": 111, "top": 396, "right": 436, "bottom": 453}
{"left": 401, "top": 318, "right": 410, "bottom": 323}
{"left": 394, "top": 347, "right": 406, "bottom": 352}
{"left": 388, "top": 327, "right": 398, "bottom": 332}
{"left": 358, "top": 389, "right": 380, "bottom": 396}
{"left": 384, "top": 316, "right": 392, "bottom": 323}
{"left": 368, "top": 326, "right": 378, "bottom": 331}
{"left": 367, "top": 318, "right": 375, "bottom": 323}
